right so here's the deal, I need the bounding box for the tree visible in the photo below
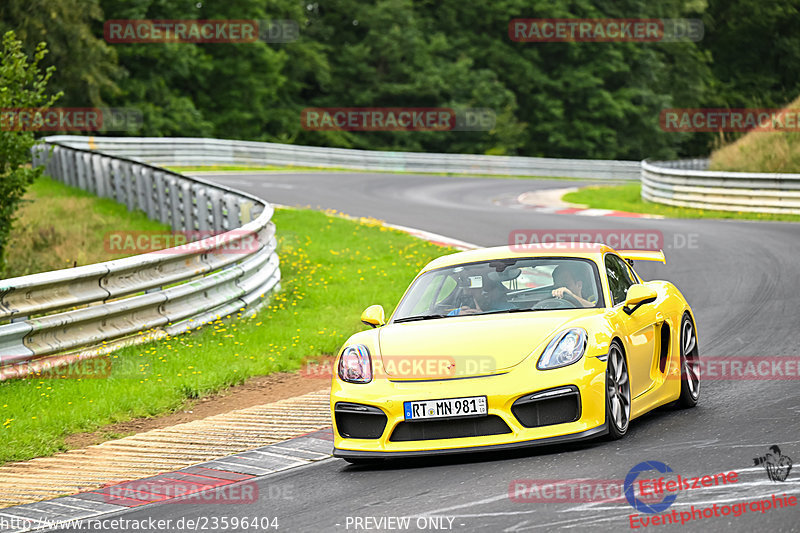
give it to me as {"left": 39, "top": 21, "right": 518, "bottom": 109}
{"left": 0, "top": 0, "right": 119, "bottom": 107}
{"left": 0, "top": 31, "right": 60, "bottom": 273}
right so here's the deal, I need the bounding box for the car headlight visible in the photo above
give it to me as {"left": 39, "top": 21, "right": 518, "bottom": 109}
{"left": 537, "top": 328, "right": 587, "bottom": 370}
{"left": 337, "top": 344, "right": 372, "bottom": 383}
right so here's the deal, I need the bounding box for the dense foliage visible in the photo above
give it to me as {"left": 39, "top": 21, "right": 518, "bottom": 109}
{"left": 1, "top": 0, "right": 797, "bottom": 160}
{"left": 0, "top": 31, "right": 59, "bottom": 272}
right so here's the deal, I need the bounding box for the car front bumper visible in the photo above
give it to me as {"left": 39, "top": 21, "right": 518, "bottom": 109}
{"left": 330, "top": 355, "right": 608, "bottom": 459}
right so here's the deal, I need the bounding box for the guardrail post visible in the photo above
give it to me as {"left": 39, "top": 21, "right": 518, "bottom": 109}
{"left": 119, "top": 161, "right": 135, "bottom": 211}
{"left": 225, "top": 194, "right": 241, "bottom": 230}
{"left": 56, "top": 147, "right": 69, "bottom": 185}
{"left": 166, "top": 176, "right": 182, "bottom": 230}
{"left": 138, "top": 166, "right": 155, "bottom": 218}
{"left": 152, "top": 170, "right": 170, "bottom": 225}
{"left": 97, "top": 156, "right": 111, "bottom": 198}
{"left": 110, "top": 159, "right": 123, "bottom": 204}
{"left": 131, "top": 163, "right": 145, "bottom": 212}
{"left": 179, "top": 182, "right": 194, "bottom": 232}
{"left": 195, "top": 186, "right": 211, "bottom": 232}
{"left": 75, "top": 152, "right": 88, "bottom": 190}
{"left": 66, "top": 149, "right": 78, "bottom": 187}
{"left": 208, "top": 189, "right": 224, "bottom": 232}
{"left": 86, "top": 153, "right": 99, "bottom": 195}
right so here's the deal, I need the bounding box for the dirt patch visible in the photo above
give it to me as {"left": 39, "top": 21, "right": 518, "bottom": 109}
{"left": 64, "top": 358, "right": 334, "bottom": 449}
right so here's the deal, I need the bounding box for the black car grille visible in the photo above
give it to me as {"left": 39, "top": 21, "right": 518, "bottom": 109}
{"left": 335, "top": 402, "right": 388, "bottom": 439}
{"left": 389, "top": 415, "right": 511, "bottom": 442}
{"left": 511, "top": 386, "right": 581, "bottom": 428}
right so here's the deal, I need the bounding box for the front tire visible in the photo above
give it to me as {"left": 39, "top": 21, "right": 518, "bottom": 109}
{"left": 677, "top": 314, "right": 700, "bottom": 408}
{"left": 605, "top": 341, "right": 631, "bottom": 440}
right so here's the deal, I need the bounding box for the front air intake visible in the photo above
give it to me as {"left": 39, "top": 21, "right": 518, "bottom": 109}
{"left": 389, "top": 415, "right": 511, "bottom": 442}
{"left": 511, "top": 386, "right": 581, "bottom": 428}
{"left": 335, "top": 402, "right": 388, "bottom": 439}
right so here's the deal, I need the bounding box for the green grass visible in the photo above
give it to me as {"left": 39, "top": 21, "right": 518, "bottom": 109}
{"left": 563, "top": 183, "right": 800, "bottom": 222}
{"left": 3, "top": 176, "right": 171, "bottom": 278}
{"left": 0, "top": 207, "right": 457, "bottom": 464}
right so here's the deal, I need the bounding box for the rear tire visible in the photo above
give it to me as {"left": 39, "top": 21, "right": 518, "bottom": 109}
{"left": 605, "top": 341, "right": 631, "bottom": 440}
{"left": 677, "top": 314, "right": 700, "bottom": 408}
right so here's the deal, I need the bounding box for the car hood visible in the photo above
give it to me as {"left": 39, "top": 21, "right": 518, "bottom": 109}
{"left": 378, "top": 309, "right": 603, "bottom": 379}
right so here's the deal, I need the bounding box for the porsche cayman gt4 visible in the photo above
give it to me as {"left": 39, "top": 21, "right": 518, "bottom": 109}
{"left": 331, "top": 243, "right": 699, "bottom": 462}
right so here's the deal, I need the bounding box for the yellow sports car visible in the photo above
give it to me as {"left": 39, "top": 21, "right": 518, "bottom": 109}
{"left": 330, "top": 243, "right": 699, "bottom": 463}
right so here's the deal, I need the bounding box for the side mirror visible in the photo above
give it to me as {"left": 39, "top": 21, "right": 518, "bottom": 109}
{"left": 623, "top": 284, "right": 658, "bottom": 315}
{"left": 360, "top": 305, "right": 385, "bottom": 328}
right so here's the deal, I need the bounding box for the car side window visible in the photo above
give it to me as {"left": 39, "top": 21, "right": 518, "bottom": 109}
{"left": 605, "top": 254, "right": 637, "bottom": 305}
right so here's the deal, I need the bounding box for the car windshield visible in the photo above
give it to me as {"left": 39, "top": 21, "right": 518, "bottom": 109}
{"left": 393, "top": 257, "right": 603, "bottom": 322}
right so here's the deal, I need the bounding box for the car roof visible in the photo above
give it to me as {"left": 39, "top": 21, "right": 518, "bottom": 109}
{"left": 420, "top": 243, "right": 616, "bottom": 273}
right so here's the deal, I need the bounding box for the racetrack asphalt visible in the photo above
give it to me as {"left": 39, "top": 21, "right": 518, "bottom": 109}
{"left": 53, "top": 171, "right": 800, "bottom": 532}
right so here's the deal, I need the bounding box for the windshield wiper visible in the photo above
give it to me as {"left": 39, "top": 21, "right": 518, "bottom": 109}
{"left": 393, "top": 314, "right": 450, "bottom": 323}
{"left": 478, "top": 308, "right": 542, "bottom": 316}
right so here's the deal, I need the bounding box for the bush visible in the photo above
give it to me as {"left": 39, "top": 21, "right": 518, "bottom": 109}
{"left": 0, "top": 30, "right": 60, "bottom": 275}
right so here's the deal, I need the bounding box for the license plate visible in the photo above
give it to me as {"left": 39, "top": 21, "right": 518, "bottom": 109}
{"left": 404, "top": 396, "right": 487, "bottom": 421}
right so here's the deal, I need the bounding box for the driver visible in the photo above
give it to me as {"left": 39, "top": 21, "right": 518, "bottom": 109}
{"left": 551, "top": 264, "right": 595, "bottom": 308}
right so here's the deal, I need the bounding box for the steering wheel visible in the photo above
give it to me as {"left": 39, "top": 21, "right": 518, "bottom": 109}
{"left": 532, "top": 297, "right": 578, "bottom": 310}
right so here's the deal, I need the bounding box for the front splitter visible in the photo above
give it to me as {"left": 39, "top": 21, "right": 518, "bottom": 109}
{"left": 333, "top": 423, "right": 608, "bottom": 460}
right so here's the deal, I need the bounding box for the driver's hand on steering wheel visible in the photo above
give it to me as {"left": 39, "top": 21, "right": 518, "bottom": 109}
{"left": 552, "top": 287, "right": 575, "bottom": 300}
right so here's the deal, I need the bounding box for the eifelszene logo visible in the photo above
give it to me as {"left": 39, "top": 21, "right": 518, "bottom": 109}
{"left": 624, "top": 461, "right": 678, "bottom": 514}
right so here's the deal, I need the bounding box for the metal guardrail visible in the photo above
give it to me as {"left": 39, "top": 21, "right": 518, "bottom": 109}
{"left": 642, "top": 159, "right": 800, "bottom": 214}
{"left": 43, "top": 136, "right": 641, "bottom": 181}
{"left": 0, "top": 140, "right": 281, "bottom": 376}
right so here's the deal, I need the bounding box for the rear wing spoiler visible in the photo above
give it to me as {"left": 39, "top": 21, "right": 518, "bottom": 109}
{"left": 618, "top": 250, "right": 666, "bottom": 264}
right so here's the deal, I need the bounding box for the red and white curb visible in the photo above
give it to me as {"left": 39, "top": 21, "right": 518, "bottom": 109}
{"left": 518, "top": 204, "right": 663, "bottom": 219}
{"left": 516, "top": 190, "right": 663, "bottom": 219}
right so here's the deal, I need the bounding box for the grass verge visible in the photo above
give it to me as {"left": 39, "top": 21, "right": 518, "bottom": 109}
{"left": 0, "top": 207, "right": 456, "bottom": 464}
{"left": 3, "top": 176, "right": 170, "bottom": 278}
{"left": 563, "top": 183, "right": 800, "bottom": 222}
{"left": 709, "top": 95, "right": 800, "bottom": 173}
